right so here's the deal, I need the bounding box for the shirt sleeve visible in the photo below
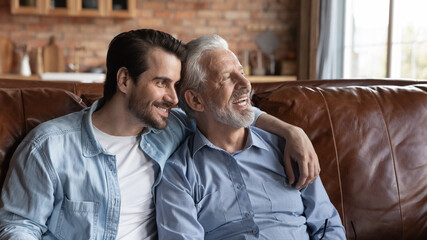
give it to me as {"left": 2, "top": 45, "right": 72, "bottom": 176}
{"left": 0, "top": 140, "right": 53, "bottom": 239}
{"left": 170, "top": 108, "right": 196, "bottom": 139}
{"left": 301, "top": 178, "right": 346, "bottom": 239}
{"left": 155, "top": 146, "right": 205, "bottom": 240}
{"left": 251, "top": 106, "right": 265, "bottom": 126}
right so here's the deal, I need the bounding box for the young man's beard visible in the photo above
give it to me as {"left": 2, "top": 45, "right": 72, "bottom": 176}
{"left": 128, "top": 91, "right": 170, "bottom": 130}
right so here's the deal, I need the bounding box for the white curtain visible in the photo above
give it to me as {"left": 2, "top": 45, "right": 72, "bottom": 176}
{"left": 316, "top": 0, "right": 346, "bottom": 79}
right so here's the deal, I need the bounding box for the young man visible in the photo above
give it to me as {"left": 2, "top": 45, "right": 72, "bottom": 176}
{"left": 155, "top": 35, "right": 346, "bottom": 239}
{"left": 0, "top": 29, "right": 319, "bottom": 239}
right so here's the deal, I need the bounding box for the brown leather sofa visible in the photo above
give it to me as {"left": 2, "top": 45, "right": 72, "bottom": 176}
{"left": 1, "top": 78, "right": 426, "bottom": 240}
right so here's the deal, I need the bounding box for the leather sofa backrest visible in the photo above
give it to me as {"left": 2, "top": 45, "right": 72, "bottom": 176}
{"left": 0, "top": 79, "right": 103, "bottom": 106}
{"left": 0, "top": 86, "right": 99, "bottom": 190}
{"left": 252, "top": 80, "right": 427, "bottom": 239}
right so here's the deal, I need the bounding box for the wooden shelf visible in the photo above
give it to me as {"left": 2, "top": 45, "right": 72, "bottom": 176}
{"left": 11, "top": 0, "right": 136, "bottom": 18}
{"left": 0, "top": 74, "right": 41, "bottom": 81}
{"left": 247, "top": 75, "right": 297, "bottom": 83}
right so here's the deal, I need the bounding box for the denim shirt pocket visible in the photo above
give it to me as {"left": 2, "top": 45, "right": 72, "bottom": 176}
{"left": 55, "top": 196, "right": 100, "bottom": 240}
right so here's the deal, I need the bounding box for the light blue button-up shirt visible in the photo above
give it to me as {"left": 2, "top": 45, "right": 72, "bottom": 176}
{"left": 0, "top": 101, "right": 264, "bottom": 240}
{"left": 156, "top": 127, "right": 346, "bottom": 240}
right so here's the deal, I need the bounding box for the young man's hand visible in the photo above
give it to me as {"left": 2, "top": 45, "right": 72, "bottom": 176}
{"left": 282, "top": 126, "right": 320, "bottom": 189}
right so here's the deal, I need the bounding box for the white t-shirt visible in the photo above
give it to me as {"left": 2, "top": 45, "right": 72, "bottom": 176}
{"left": 93, "top": 126, "right": 158, "bottom": 239}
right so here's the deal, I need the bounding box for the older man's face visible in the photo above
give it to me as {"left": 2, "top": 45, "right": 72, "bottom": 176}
{"left": 201, "top": 48, "right": 254, "bottom": 128}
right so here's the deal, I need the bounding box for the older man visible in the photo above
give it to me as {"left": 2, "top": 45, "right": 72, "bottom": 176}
{"left": 155, "top": 35, "right": 346, "bottom": 239}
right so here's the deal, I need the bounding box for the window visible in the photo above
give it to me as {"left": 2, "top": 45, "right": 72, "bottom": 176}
{"left": 343, "top": 0, "right": 427, "bottom": 79}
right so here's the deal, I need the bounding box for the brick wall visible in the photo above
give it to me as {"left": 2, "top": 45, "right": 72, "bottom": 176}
{"left": 0, "top": 0, "right": 298, "bottom": 74}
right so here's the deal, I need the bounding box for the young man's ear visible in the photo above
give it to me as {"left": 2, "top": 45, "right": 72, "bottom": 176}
{"left": 116, "top": 67, "right": 132, "bottom": 94}
{"left": 184, "top": 90, "right": 204, "bottom": 112}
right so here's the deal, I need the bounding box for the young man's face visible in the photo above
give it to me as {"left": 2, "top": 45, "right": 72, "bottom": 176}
{"left": 128, "top": 48, "right": 181, "bottom": 130}
{"left": 200, "top": 48, "right": 254, "bottom": 128}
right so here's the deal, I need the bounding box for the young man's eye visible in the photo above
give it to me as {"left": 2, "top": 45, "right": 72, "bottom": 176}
{"left": 156, "top": 80, "right": 166, "bottom": 87}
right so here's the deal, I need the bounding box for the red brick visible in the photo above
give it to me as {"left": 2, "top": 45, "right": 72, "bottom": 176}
{"left": 0, "top": 23, "right": 23, "bottom": 31}
{"left": 26, "top": 24, "right": 52, "bottom": 31}
{"left": 138, "top": 18, "right": 164, "bottom": 27}
{"left": 237, "top": 2, "right": 264, "bottom": 10}
{"left": 136, "top": 9, "right": 154, "bottom": 18}
{"left": 94, "top": 18, "right": 115, "bottom": 25}
{"left": 224, "top": 11, "right": 250, "bottom": 20}
{"left": 53, "top": 24, "right": 79, "bottom": 32}
{"left": 208, "top": 19, "right": 229, "bottom": 27}
{"left": 194, "top": 27, "right": 216, "bottom": 35}
{"left": 218, "top": 27, "right": 241, "bottom": 36}
{"left": 165, "top": 18, "right": 182, "bottom": 26}
{"left": 212, "top": 3, "right": 236, "bottom": 11}
{"left": 38, "top": 16, "right": 66, "bottom": 24}
{"left": 81, "top": 40, "right": 108, "bottom": 50}
{"left": 141, "top": 2, "right": 165, "bottom": 10}
{"left": 176, "top": 11, "right": 196, "bottom": 19}
{"left": 166, "top": 3, "right": 187, "bottom": 10}
{"left": 80, "top": 25, "right": 105, "bottom": 33}
{"left": 182, "top": 19, "right": 207, "bottom": 27}
{"left": 154, "top": 10, "right": 173, "bottom": 18}
{"left": 192, "top": 2, "right": 208, "bottom": 10}
{"left": 12, "top": 16, "right": 40, "bottom": 24}
{"left": 197, "top": 10, "right": 222, "bottom": 19}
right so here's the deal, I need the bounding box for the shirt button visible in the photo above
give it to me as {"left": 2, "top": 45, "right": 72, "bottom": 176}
{"left": 252, "top": 229, "right": 258, "bottom": 234}
{"left": 245, "top": 212, "right": 250, "bottom": 217}
{"left": 146, "top": 143, "right": 151, "bottom": 147}
{"left": 237, "top": 184, "right": 243, "bottom": 189}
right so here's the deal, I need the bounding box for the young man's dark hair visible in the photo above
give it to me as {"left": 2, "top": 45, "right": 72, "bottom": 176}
{"left": 102, "top": 29, "right": 187, "bottom": 104}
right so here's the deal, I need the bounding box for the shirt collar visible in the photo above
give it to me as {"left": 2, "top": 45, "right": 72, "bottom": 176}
{"left": 81, "top": 100, "right": 105, "bottom": 157}
{"left": 191, "top": 126, "right": 270, "bottom": 157}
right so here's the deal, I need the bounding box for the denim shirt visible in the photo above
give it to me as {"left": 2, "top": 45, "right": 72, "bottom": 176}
{"left": 156, "top": 127, "right": 346, "bottom": 240}
{"left": 0, "top": 101, "right": 263, "bottom": 240}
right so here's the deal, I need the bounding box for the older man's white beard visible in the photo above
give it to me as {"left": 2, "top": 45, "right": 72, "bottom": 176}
{"left": 206, "top": 90, "right": 255, "bottom": 129}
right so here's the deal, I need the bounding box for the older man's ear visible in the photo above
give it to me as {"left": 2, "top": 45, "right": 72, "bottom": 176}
{"left": 184, "top": 90, "right": 205, "bottom": 112}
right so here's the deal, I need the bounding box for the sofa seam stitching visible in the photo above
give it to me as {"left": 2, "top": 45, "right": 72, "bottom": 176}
{"left": 371, "top": 86, "right": 404, "bottom": 238}
{"left": 317, "top": 87, "right": 346, "bottom": 231}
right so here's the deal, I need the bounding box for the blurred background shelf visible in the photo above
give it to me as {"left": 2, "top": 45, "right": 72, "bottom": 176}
{"left": 247, "top": 75, "right": 297, "bottom": 83}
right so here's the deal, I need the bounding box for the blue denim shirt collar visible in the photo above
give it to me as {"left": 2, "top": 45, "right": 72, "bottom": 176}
{"left": 81, "top": 100, "right": 105, "bottom": 157}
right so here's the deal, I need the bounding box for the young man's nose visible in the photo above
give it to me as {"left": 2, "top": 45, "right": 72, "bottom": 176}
{"left": 165, "top": 87, "right": 179, "bottom": 106}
